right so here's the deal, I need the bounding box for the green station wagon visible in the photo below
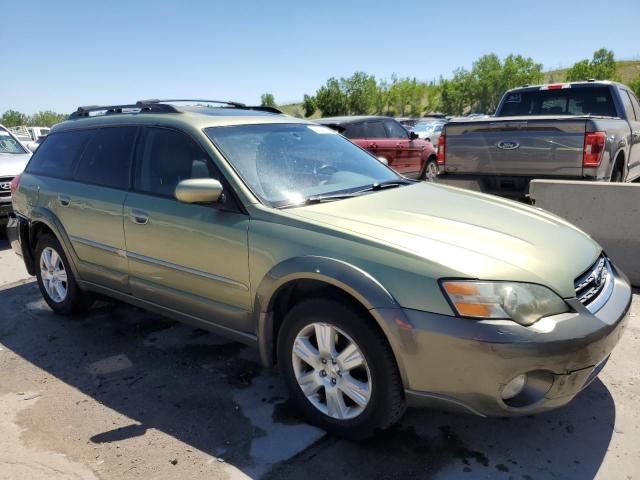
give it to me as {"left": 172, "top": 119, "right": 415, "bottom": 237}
{"left": 8, "top": 100, "right": 631, "bottom": 438}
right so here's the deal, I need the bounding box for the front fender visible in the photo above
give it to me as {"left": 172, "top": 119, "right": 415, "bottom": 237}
{"left": 254, "top": 256, "right": 412, "bottom": 385}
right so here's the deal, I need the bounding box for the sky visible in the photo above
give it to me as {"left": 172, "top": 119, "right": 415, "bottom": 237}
{"left": 2, "top": 0, "right": 639, "bottom": 114}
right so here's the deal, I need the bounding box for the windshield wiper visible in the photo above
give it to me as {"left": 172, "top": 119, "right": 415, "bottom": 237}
{"left": 302, "top": 180, "right": 411, "bottom": 205}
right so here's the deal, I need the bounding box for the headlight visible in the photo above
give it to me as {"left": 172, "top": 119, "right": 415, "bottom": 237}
{"left": 441, "top": 281, "right": 569, "bottom": 326}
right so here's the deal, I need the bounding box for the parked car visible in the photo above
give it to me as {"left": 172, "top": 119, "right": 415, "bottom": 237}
{"left": 412, "top": 120, "right": 446, "bottom": 145}
{"left": 9, "top": 126, "right": 51, "bottom": 152}
{"left": 8, "top": 99, "right": 630, "bottom": 439}
{"left": 317, "top": 116, "right": 438, "bottom": 180}
{"left": 439, "top": 81, "right": 640, "bottom": 199}
{"left": 0, "top": 125, "right": 32, "bottom": 228}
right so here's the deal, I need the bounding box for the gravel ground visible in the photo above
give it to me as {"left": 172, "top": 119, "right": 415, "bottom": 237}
{"left": 0, "top": 235, "right": 638, "bottom": 479}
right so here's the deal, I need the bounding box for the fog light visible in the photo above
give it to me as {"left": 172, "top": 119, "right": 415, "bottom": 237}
{"left": 501, "top": 374, "right": 527, "bottom": 400}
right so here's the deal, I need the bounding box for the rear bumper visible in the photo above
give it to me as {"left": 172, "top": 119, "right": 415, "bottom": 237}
{"left": 7, "top": 214, "right": 35, "bottom": 275}
{"left": 379, "top": 262, "right": 631, "bottom": 417}
{"left": 437, "top": 173, "right": 589, "bottom": 200}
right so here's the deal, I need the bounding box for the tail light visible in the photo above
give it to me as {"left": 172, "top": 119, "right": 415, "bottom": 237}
{"left": 583, "top": 132, "right": 606, "bottom": 167}
{"left": 437, "top": 135, "right": 446, "bottom": 165}
{"left": 10, "top": 173, "right": 22, "bottom": 195}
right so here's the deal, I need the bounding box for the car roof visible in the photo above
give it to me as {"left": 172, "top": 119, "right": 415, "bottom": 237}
{"left": 315, "top": 115, "right": 393, "bottom": 124}
{"left": 52, "top": 104, "right": 310, "bottom": 134}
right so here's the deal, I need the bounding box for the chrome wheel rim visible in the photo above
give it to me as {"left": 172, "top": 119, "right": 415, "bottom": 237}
{"left": 426, "top": 161, "right": 438, "bottom": 180}
{"left": 40, "top": 247, "right": 68, "bottom": 303}
{"left": 292, "top": 322, "right": 372, "bottom": 420}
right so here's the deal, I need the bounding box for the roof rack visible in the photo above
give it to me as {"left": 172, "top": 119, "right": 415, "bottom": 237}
{"left": 68, "top": 102, "right": 179, "bottom": 119}
{"left": 68, "top": 99, "right": 282, "bottom": 120}
{"left": 139, "top": 99, "right": 282, "bottom": 114}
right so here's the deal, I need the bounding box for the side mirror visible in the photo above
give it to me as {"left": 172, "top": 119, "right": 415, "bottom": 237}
{"left": 175, "top": 178, "right": 223, "bottom": 204}
{"left": 409, "top": 131, "right": 419, "bottom": 140}
{"left": 377, "top": 156, "right": 389, "bottom": 165}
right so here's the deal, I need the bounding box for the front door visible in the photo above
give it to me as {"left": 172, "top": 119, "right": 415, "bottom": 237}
{"left": 623, "top": 89, "right": 640, "bottom": 179}
{"left": 123, "top": 127, "right": 252, "bottom": 332}
{"left": 384, "top": 119, "right": 423, "bottom": 177}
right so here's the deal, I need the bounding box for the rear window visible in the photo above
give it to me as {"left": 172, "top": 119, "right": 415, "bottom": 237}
{"left": 26, "top": 130, "right": 92, "bottom": 179}
{"left": 498, "top": 87, "right": 617, "bottom": 117}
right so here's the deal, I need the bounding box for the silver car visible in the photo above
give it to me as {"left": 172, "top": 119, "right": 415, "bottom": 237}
{"left": 0, "top": 125, "right": 31, "bottom": 226}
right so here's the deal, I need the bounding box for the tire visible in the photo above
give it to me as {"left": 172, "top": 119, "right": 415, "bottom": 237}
{"left": 421, "top": 158, "right": 438, "bottom": 182}
{"left": 277, "top": 298, "right": 406, "bottom": 439}
{"left": 34, "top": 233, "right": 93, "bottom": 316}
{"left": 610, "top": 165, "right": 623, "bottom": 182}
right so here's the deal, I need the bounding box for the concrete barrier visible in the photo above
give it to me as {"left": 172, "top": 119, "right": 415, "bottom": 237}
{"left": 529, "top": 180, "right": 640, "bottom": 287}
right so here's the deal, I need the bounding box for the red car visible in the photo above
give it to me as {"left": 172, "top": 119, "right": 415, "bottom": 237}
{"left": 317, "top": 116, "right": 438, "bottom": 180}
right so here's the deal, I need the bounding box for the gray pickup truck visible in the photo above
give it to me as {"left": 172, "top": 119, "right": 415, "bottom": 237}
{"left": 438, "top": 81, "right": 640, "bottom": 199}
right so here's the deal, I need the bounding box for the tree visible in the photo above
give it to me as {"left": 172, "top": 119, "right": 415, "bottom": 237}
{"left": 29, "top": 110, "right": 67, "bottom": 127}
{"left": 341, "top": 72, "right": 378, "bottom": 115}
{"left": 302, "top": 94, "right": 317, "bottom": 117}
{"left": 260, "top": 93, "right": 276, "bottom": 108}
{"left": 566, "top": 48, "right": 618, "bottom": 82}
{"left": 1, "top": 110, "right": 28, "bottom": 127}
{"left": 315, "top": 77, "right": 348, "bottom": 117}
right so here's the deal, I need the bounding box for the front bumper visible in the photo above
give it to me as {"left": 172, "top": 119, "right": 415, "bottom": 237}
{"left": 378, "top": 262, "right": 631, "bottom": 417}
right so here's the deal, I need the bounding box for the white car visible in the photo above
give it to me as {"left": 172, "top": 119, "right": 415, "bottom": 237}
{"left": 0, "top": 125, "right": 32, "bottom": 227}
{"left": 9, "top": 125, "right": 50, "bottom": 152}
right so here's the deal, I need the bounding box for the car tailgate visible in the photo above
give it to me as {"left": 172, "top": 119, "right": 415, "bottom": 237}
{"left": 444, "top": 117, "right": 588, "bottom": 177}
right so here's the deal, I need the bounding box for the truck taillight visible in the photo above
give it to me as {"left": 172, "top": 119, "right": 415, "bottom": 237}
{"left": 583, "top": 132, "right": 606, "bottom": 167}
{"left": 10, "top": 174, "right": 22, "bottom": 194}
{"left": 437, "top": 135, "right": 446, "bottom": 165}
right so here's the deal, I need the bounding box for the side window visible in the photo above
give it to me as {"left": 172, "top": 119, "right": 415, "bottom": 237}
{"left": 384, "top": 119, "right": 408, "bottom": 139}
{"left": 342, "top": 122, "right": 364, "bottom": 139}
{"left": 620, "top": 89, "right": 636, "bottom": 121}
{"left": 25, "top": 130, "right": 92, "bottom": 179}
{"left": 73, "top": 127, "right": 137, "bottom": 189}
{"left": 627, "top": 92, "right": 640, "bottom": 121}
{"left": 135, "top": 127, "right": 218, "bottom": 198}
{"left": 364, "top": 121, "right": 387, "bottom": 139}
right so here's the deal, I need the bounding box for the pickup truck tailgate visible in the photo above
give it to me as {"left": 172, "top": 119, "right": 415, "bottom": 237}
{"left": 444, "top": 117, "right": 588, "bottom": 176}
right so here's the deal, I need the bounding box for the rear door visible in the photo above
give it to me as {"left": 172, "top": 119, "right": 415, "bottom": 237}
{"left": 123, "top": 127, "right": 252, "bottom": 332}
{"left": 26, "top": 127, "right": 135, "bottom": 292}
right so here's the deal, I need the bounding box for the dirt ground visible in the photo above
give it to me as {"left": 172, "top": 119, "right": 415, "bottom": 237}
{"left": 1, "top": 235, "right": 639, "bottom": 479}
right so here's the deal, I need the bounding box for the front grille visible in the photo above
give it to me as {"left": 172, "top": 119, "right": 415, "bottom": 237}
{"left": 0, "top": 176, "right": 13, "bottom": 198}
{"left": 574, "top": 255, "right": 611, "bottom": 310}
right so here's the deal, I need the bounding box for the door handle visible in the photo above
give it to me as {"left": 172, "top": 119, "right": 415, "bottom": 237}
{"left": 130, "top": 210, "right": 149, "bottom": 225}
{"left": 396, "top": 143, "right": 403, "bottom": 148}
{"left": 58, "top": 195, "right": 70, "bottom": 207}
{"left": 369, "top": 143, "right": 377, "bottom": 148}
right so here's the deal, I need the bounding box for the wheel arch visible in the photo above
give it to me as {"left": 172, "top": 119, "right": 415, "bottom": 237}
{"left": 254, "top": 256, "right": 405, "bottom": 371}
{"left": 26, "top": 208, "right": 81, "bottom": 280}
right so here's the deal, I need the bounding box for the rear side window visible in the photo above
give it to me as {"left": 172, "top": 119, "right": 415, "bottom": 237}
{"left": 498, "top": 87, "right": 617, "bottom": 117}
{"left": 342, "top": 122, "right": 364, "bottom": 139}
{"left": 364, "top": 121, "right": 387, "bottom": 138}
{"left": 26, "top": 130, "right": 92, "bottom": 179}
{"left": 134, "top": 127, "right": 219, "bottom": 198}
{"left": 73, "top": 127, "right": 137, "bottom": 189}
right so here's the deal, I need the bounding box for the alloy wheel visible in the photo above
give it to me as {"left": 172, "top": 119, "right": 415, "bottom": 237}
{"left": 40, "top": 247, "right": 68, "bottom": 303}
{"left": 291, "top": 322, "right": 372, "bottom": 420}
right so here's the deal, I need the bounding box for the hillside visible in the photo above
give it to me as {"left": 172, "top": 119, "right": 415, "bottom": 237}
{"left": 544, "top": 60, "right": 640, "bottom": 83}
{"left": 280, "top": 60, "right": 640, "bottom": 116}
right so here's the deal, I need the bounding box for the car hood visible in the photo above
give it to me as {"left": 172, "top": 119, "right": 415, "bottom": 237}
{"left": 0, "top": 153, "right": 31, "bottom": 176}
{"left": 287, "top": 182, "right": 600, "bottom": 298}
